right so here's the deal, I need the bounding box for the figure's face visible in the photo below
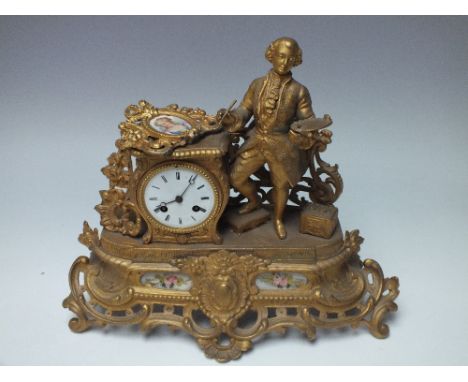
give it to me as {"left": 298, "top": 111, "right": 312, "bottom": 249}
{"left": 271, "top": 43, "right": 296, "bottom": 75}
{"left": 158, "top": 118, "right": 173, "bottom": 128}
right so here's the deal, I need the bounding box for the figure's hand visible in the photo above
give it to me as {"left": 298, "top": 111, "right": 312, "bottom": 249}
{"left": 216, "top": 108, "right": 236, "bottom": 128}
{"left": 291, "top": 115, "right": 333, "bottom": 134}
{"left": 290, "top": 120, "right": 301, "bottom": 131}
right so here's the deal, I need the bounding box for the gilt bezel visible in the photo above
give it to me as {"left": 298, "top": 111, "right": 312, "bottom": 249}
{"left": 137, "top": 161, "right": 221, "bottom": 234}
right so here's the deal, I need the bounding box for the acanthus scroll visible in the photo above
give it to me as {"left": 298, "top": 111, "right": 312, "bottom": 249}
{"left": 95, "top": 189, "right": 144, "bottom": 237}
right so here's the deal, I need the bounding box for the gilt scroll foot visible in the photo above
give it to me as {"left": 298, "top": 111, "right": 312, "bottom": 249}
{"left": 62, "top": 293, "right": 93, "bottom": 333}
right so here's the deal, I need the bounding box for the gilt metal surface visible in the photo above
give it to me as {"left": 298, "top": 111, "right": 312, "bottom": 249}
{"left": 64, "top": 37, "right": 399, "bottom": 362}
{"left": 64, "top": 223, "right": 399, "bottom": 362}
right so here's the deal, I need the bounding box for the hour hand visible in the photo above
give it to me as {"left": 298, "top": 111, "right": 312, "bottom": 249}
{"left": 153, "top": 203, "right": 166, "bottom": 213}
{"left": 153, "top": 201, "right": 174, "bottom": 212}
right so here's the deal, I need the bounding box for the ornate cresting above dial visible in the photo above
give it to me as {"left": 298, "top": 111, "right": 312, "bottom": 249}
{"left": 117, "top": 101, "right": 222, "bottom": 156}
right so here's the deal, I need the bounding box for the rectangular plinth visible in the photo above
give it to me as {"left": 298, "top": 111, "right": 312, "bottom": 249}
{"left": 225, "top": 207, "right": 271, "bottom": 233}
{"left": 100, "top": 206, "right": 343, "bottom": 264}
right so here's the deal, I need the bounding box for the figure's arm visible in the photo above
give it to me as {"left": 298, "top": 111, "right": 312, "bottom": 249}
{"left": 291, "top": 86, "right": 333, "bottom": 133}
{"left": 296, "top": 86, "right": 315, "bottom": 120}
{"left": 289, "top": 86, "right": 333, "bottom": 148}
{"left": 219, "top": 80, "right": 256, "bottom": 132}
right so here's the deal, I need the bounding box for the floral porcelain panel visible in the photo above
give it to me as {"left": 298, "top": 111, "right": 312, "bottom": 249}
{"left": 140, "top": 272, "right": 192, "bottom": 291}
{"left": 256, "top": 272, "right": 307, "bottom": 290}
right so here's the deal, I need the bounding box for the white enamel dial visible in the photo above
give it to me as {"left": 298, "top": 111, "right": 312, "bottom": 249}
{"left": 142, "top": 163, "right": 216, "bottom": 230}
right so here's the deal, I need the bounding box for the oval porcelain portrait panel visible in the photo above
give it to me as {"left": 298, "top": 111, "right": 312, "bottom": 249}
{"left": 149, "top": 115, "right": 192, "bottom": 136}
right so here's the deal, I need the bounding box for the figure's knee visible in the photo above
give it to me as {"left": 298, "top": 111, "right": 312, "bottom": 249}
{"left": 230, "top": 151, "right": 265, "bottom": 189}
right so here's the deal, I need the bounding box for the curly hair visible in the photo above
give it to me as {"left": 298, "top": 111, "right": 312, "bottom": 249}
{"left": 265, "top": 37, "right": 303, "bottom": 67}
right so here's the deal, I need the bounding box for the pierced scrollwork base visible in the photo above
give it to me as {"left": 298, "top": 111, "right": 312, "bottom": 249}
{"left": 63, "top": 223, "right": 399, "bottom": 363}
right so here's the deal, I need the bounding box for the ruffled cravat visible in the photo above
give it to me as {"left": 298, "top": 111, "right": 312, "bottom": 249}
{"left": 262, "top": 71, "right": 292, "bottom": 116}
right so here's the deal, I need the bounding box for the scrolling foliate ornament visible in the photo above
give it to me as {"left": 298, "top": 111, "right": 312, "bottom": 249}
{"left": 98, "top": 146, "right": 145, "bottom": 238}
{"left": 289, "top": 128, "right": 343, "bottom": 206}
{"left": 124, "top": 100, "right": 155, "bottom": 122}
{"left": 116, "top": 121, "right": 164, "bottom": 153}
{"left": 101, "top": 151, "right": 132, "bottom": 189}
{"left": 313, "top": 230, "right": 365, "bottom": 306}
{"left": 79, "top": 221, "right": 100, "bottom": 250}
{"left": 79, "top": 224, "right": 135, "bottom": 307}
{"left": 124, "top": 100, "right": 217, "bottom": 127}
{"left": 344, "top": 229, "right": 364, "bottom": 253}
{"left": 309, "top": 156, "right": 343, "bottom": 205}
{"left": 117, "top": 101, "right": 221, "bottom": 156}
{"left": 356, "top": 259, "right": 400, "bottom": 339}
{"left": 64, "top": 257, "right": 150, "bottom": 333}
{"left": 308, "top": 128, "right": 343, "bottom": 205}
{"left": 174, "top": 251, "right": 270, "bottom": 326}
{"left": 197, "top": 337, "right": 253, "bottom": 363}
{"left": 63, "top": 257, "right": 96, "bottom": 333}
{"left": 95, "top": 189, "right": 143, "bottom": 237}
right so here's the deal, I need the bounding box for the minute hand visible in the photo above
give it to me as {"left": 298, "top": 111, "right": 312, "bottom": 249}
{"left": 179, "top": 174, "right": 198, "bottom": 198}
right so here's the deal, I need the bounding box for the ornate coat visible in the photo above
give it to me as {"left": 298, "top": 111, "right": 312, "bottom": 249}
{"left": 232, "top": 70, "right": 315, "bottom": 186}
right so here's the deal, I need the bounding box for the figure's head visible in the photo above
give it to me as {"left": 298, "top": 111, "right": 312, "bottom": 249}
{"left": 265, "top": 37, "right": 303, "bottom": 75}
{"left": 156, "top": 117, "right": 173, "bottom": 128}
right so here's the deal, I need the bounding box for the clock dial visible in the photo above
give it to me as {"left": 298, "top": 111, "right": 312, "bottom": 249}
{"left": 142, "top": 163, "right": 217, "bottom": 230}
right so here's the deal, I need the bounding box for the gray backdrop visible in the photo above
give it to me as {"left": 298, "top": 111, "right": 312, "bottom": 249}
{"left": 1, "top": 16, "right": 467, "bottom": 365}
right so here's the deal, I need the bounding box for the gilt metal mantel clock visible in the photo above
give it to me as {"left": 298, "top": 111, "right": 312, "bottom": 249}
{"left": 63, "top": 37, "right": 400, "bottom": 362}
